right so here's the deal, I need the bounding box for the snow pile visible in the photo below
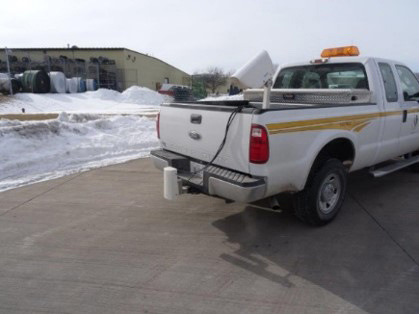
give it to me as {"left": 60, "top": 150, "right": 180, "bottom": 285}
{"left": 200, "top": 94, "right": 244, "bottom": 101}
{"left": 87, "top": 88, "right": 121, "bottom": 101}
{"left": 88, "top": 86, "right": 166, "bottom": 106}
{"left": 0, "top": 113, "right": 159, "bottom": 192}
{"left": 0, "top": 86, "right": 166, "bottom": 114}
{"left": 120, "top": 86, "right": 167, "bottom": 106}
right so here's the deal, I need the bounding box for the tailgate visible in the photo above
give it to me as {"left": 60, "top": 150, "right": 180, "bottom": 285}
{"left": 159, "top": 103, "right": 254, "bottom": 174}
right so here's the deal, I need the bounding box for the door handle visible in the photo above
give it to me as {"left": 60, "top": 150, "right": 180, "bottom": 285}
{"left": 190, "top": 114, "right": 202, "bottom": 124}
{"left": 402, "top": 110, "right": 407, "bottom": 123}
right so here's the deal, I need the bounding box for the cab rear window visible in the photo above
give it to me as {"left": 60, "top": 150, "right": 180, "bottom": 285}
{"left": 274, "top": 63, "right": 369, "bottom": 90}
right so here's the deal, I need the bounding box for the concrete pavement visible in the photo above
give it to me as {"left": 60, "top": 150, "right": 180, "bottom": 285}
{"left": 0, "top": 158, "right": 418, "bottom": 314}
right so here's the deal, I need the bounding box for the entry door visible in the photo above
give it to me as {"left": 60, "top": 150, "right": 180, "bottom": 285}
{"left": 375, "top": 62, "right": 402, "bottom": 162}
{"left": 394, "top": 65, "right": 419, "bottom": 154}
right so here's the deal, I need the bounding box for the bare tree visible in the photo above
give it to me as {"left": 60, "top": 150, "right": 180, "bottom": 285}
{"left": 200, "top": 67, "right": 229, "bottom": 94}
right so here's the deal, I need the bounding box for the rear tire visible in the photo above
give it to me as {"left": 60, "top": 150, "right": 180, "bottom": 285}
{"left": 294, "top": 158, "right": 347, "bottom": 226}
{"left": 409, "top": 151, "right": 419, "bottom": 172}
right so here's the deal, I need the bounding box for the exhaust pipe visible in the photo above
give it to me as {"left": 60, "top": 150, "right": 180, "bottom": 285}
{"left": 269, "top": 196, "right": 281, "bottom": 210}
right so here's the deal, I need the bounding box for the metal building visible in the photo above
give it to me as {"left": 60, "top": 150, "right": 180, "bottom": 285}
{"left": 0, "top": 47, "right": 190, "bottom": 91}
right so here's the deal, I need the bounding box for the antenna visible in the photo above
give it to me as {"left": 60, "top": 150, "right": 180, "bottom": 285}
{"left": 231, "top": 50, "right": 274, "bottom": 109}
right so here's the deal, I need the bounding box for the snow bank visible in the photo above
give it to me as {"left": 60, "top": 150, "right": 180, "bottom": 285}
{"left": 0, "top": 113, "right": 159, "bottom": 192}
{"left": 121, "top": 86, "right": 166, "bottom": 106}
{"left": 0, "top": 85, "right": 166, "bottom": 114}
{"left": 87, "top": 86, "right": 166, "bottom": 106}
{"left": 88, "top": 88, "right": 121, "bottom": 101}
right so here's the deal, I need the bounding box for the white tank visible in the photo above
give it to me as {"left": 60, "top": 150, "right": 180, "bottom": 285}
{"left": 86, "top": 79, "right": 97, "bottom": 91}
{"left": 66, "top": 78, "right": 78, "bottom": 93}
{"left": 49, "top": 72, "right": 66, "bottom": 93}
{"left": 73, "top": 77, "right": 86, "bottom": 92}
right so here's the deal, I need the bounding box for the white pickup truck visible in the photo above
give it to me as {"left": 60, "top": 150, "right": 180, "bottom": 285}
{"left": 151, "top": 46, "right": 419, "bottom": 225}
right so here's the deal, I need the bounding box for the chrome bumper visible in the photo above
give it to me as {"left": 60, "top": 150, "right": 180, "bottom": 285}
{"left": 151, "top": 149, "right": 266, "bottom": 203}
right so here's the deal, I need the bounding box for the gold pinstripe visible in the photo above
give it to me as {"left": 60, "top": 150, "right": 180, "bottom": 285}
{"left": 353, "top": 121, "right": 371, "bottom": 133}
{"left": 266, "top": 108, "right": 419, "bottom": 135}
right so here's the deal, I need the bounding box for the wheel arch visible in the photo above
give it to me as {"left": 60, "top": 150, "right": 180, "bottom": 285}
{"left": 315, "top": 137, "right": 356, "bottom": 167}
{"left": 302, "top": 136, "right": 356, "bottom": 188}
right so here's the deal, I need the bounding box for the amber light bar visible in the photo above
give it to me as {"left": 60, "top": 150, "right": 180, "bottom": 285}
{"left": 321, "top": 46, "right": 360, "bottom": 58}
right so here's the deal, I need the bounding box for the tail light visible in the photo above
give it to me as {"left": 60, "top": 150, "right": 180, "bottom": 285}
{"left": 156, "top": 112, "right": 160, "bottom": 139}
{"left": 249, "top": 124, "right": 269, "bottom": 164}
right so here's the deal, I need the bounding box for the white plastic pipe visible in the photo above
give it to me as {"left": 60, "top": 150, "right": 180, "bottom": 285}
{"left": 164, "top": 167, "right": 179, "bottom": 200}
{"left": 262, "top": 80, "right": 272, "bottom": 109}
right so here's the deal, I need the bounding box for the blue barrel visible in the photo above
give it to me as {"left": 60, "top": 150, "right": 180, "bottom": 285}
{"left": 74, "top": 77, "right": 86, "bottom": 92}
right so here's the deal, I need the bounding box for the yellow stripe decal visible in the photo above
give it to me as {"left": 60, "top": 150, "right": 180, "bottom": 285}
{"left": 266, "top": 110, "right": 406, "bottom": 135}
{"left": 352, "top": 121, "right": 371, "bottom": 133}
{"left": 408, "top": 108, "right": 419, "bottom": 114}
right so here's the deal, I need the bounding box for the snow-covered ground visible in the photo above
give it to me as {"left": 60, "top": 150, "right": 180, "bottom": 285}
{"left": 0, "top": 87, "right": 247, "bottom": 193}
{"left": 0, "top": 86, "right": 170, "bottom": 114}
{"left": 0, "top": 86, "right": 164, "bottom": 192}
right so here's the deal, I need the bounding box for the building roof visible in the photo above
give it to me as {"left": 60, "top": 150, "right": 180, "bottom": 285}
{"left": 7, "top": 47, "right": 190, "bottom": 75}
{"left": 9, "top": 47, "right": 126, "bottom": 51}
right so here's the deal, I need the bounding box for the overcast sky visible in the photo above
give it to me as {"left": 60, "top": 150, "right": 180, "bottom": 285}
{"left": 2, "top": 0, "right": 419, "bottom": 74}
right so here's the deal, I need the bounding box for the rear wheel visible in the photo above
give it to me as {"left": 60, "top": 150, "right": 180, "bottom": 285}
{"left": 294, "top": 158, "right": 347, "bottom": 226}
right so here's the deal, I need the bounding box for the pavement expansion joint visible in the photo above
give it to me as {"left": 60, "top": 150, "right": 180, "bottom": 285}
{"left": 0, "top": 173, "right": 83, "bottom": 218}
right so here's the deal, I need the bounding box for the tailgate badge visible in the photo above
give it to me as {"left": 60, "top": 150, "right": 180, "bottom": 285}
{"left": 188, "top": 130, "right": 201, "bottom": 140}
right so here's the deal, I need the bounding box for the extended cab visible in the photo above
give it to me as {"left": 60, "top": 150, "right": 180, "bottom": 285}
{"left": 151, "top": 46, "right": 419, "bottom": 225}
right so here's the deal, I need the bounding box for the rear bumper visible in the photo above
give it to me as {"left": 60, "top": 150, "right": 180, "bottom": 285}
{"left": 151, "top": 149, "right": 266, "bottom": 203}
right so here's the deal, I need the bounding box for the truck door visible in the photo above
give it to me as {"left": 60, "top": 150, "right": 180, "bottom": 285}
{"left": 394, "top": 65, "right": 419, "bottom": 155}
{"left": 376, "top": 62, "right": 403, "bottom": 161}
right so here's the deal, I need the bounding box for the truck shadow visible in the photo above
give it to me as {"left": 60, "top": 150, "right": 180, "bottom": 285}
{"left": 211, "top": 170, "right": 419, "bottom": 314}
{"left": 212, "top": 206, "right": 304, "bottom": 289}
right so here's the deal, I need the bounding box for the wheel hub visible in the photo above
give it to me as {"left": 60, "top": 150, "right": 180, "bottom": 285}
{"left": 321, "top": 183, "right": 336, "bottom": 202}
{"left": 318, "top": 174, "right": 341, "bottom": 214}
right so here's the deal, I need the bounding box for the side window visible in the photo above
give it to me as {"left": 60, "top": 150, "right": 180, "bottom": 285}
{"left": 379, "top": 63, "right": 398, "bottom": 102}
{"left": 395, "top": 65, "right": 419, "bottom": 101}
{"left": 274, "top": 69, "right": 294, "bottom": 88}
